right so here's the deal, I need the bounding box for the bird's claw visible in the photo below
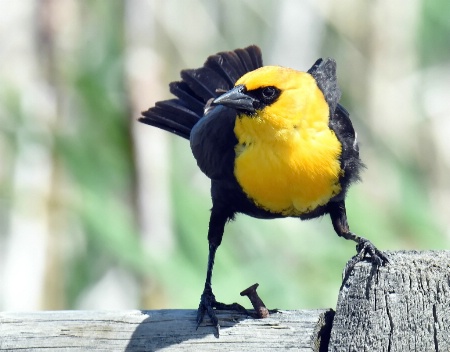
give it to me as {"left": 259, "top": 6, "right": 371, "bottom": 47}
{"left": 196, "top": 288, "right": 249, "bottom": 337}
{"left": 344, "top": 238, "right": 389, "bottom": 280}
{"left": 196, "top": 289, "right": 218, "bottom": 334}
{"left": 355, "top": 237, "right": 389, "bottom": 266}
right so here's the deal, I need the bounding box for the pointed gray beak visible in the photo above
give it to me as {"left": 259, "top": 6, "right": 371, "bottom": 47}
{"left": 212, "top": 85, "right": 257, "bottom": 112}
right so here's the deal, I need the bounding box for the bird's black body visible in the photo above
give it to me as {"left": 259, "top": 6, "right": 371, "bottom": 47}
{"left": 140, "top": 45, "right": 387, "bottom": 336}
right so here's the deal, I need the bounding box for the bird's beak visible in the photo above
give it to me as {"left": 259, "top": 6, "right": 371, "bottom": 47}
{"left": 212, "top": 85, "right": 257, "bottom": 112}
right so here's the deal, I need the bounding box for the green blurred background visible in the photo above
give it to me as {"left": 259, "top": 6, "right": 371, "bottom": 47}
{"left": 1, "top": 0, "right": 449, "bottom": 312}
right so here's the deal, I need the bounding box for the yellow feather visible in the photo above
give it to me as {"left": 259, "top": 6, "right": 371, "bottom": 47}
{"left": 233, "top": 66, "right": 342, "bottom": 215}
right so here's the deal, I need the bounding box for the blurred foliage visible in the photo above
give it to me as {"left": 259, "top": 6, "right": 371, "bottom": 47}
{"left": 58, "top": 2, "right": 146, "bottom": 306}
{"left": 1, "top": 0, "right": 449, "bottom": 312}
{"left": 419, "top": 0, "right": 450, "bottom": 67}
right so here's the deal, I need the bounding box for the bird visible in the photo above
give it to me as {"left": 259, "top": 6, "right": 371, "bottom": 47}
{"left": 140, "top": 45, "right": 388, "bottom": 336}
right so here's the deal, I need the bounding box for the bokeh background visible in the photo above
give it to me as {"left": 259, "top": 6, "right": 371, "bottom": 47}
{"left": 1, "top": 0, "right": 449, "bottom": 312}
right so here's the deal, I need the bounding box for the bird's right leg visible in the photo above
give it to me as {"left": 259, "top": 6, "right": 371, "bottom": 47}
{"left": 328, "top": 200, "right": 389, "bottom": 274}
{"left": 196, "top": 206, "right": 248, "bottom": 337}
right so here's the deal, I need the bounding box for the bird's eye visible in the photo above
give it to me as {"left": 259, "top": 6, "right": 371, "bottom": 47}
{"left": 262, "top": 87, "right": 276, "bottom": 100}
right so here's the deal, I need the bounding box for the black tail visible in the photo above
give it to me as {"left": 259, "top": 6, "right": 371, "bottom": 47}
{"left": 139, "top": 45, "right": 263, "bottom": 140}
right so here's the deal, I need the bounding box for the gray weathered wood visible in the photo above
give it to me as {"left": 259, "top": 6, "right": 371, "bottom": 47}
{"left": 3, "top": 251, "right": 450, "bottom": 351}
{"left": 0, "top": 309, "right": 331, "bottom": 351}
{"left": 329, "top": 250, "right": 450, "bottom": 351}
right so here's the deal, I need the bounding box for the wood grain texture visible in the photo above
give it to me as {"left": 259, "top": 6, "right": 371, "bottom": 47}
{"left": 3, "top": 251, "right": 450, "bottom": 351}
{"left": 329, "top": 250, "right": 450, "bottom": 351}
{"left": 0, "top": 309, "right": 331, "bottom": 351}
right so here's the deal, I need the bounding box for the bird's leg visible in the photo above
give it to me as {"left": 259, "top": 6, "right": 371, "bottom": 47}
{"left": 328, "top": 201, "right": 389, "bottom": 275}
{"left": 196, "top": 243, "right": 219, "bottom": 332}
{"left": 196, "top": 207, "right": 248, "bottom": 337}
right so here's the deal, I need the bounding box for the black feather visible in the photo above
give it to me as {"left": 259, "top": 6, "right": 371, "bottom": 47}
{"left": 307, "top": 59, "right": 362, "bottom": 194}
{"left": 329, "top": 103, "right": 364, "bottom": 200}
{"left": 140, "top": 45, "right": 263, "bottom": 139}
{"left": 307, "top": 58, "right": 341, "bottom": 115}
{"left": 180, "top": 67, "right": 230, "bottom": 102}
{"left": 169, "top": 81, "right": 204, "bottom": 116}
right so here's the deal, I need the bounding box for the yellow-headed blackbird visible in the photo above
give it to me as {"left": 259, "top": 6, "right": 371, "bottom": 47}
{"left": 140, "top": 45, "right": 388, "bottom": 334}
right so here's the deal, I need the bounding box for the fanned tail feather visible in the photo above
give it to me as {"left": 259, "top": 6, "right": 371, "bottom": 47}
{"left": 140, "top": 45, "right": 263, "bottom": 140}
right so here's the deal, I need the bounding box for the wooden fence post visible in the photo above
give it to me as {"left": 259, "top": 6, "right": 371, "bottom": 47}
{"left": 329, "top": 250, "right": 450, "bottom": 351}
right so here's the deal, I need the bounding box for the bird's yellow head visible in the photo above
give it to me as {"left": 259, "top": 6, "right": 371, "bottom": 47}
{"left": 213, "top": 66, "right": 330, "bottom": 132}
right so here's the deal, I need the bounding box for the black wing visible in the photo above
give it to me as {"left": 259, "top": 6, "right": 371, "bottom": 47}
{"left": 309, "top": 59, "right": 363, "bottom": 190}
{"left": 140, "top": 45, "right": 263, "bottom": 140}
{"left": 330, "top": 103, "right": 364, "bottom": 192}
{"left": 307, "top": 58, "right": 341, "bottom": 115}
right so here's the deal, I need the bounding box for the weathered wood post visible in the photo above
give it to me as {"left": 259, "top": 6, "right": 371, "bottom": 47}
{"left": 1, "top": 251, "right": 449, "bottom": 351}
{"left": 329, "top": 250, "right": 450, "bottom": 351}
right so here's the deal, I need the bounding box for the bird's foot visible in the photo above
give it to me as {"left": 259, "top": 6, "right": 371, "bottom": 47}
{"left": 344, "top": 237, "right": 389, "bottom": 278}
{"left": 357, "top": 237, "right": 389, "bottom": 266}
{"left": 196, "top": 288, "right": 249, "bottom": 337}
{"left": 341, "top": 237, "right": 389, "bottom": 292}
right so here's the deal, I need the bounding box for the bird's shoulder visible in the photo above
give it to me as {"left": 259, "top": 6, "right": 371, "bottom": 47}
{"left": 190, "top": 105, "right": 237, "bottom": 180}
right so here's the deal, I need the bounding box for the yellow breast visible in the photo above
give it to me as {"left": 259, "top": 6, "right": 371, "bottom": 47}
{"left": 233, "top": 72, "right": 343, "bottom": 216}
{"left": 234, "top": 118, "right": 342, "bottom": 215}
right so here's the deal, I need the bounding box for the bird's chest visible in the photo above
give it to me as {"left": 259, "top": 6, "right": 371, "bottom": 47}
{"left": 233, "top": 120, "right": 343, "bottom": 216}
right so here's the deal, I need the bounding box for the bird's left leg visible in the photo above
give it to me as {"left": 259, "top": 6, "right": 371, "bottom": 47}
{"left": 328, "top": 200, "right": 389, "bottom": 270}
{"left": 196, "top": 206, "right": 248, "bottom": 336}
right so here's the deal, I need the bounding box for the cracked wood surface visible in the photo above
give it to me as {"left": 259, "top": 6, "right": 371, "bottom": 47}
{"left": 0, "top": 309, "right": 331, "bottom": 351}
{"left": 329, "top": 250, "right": 450, "bottom": 351}
{"left": 2, "top": 251, "right": 449, "bottom": 351}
